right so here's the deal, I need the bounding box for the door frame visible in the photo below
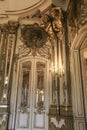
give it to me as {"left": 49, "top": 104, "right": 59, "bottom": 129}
{"left": 11, "top": 56, "right": 50, "bottom": 130}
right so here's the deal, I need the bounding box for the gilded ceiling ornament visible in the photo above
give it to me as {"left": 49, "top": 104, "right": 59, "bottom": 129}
{"left": 21, "top": 23, "right": 48, "bottom": 48}
{"left": 40, "top": 14, "right": 56, "bottom": 43}
{"left": 40, "top": 7, "right": 64, "bottom": 42}
{"left": 50, "top": 7, "right": 63, "bottom": 40}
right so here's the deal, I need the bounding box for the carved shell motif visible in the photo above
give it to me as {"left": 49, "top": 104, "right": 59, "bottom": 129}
{"left": 21, "top": 24, "right": 48, "bottom": 48}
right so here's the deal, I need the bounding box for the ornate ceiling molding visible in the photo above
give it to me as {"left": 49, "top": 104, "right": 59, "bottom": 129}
{"left": 0, "top": 0, "right": 51, "bottom": 15}
{"left": 6, "top": 0, "right": 45, "bottom": 14}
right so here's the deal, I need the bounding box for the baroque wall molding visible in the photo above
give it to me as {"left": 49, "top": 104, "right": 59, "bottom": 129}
{"left": 68, "top": 0, "right": 87, "bottom": 48}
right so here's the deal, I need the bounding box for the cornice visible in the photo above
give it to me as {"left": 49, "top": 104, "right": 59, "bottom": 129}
{"left": 0, "top": 21, "right": 19, "bottom": 34}
{"left": 0, "top": 0, "right": 52, "bottom": 24}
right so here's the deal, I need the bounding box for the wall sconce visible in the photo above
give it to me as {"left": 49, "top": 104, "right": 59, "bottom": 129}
{"left": 50, "top": 40, "right": 64, "bottom": 77}
{"left": 50, "top": 39, "right": 65, "bottom": 113}
{"left": 50, "top": 64, "right": 64, "bottom": 77}
{"left": 57, "top": 40, "right": 64, "bottom": 76}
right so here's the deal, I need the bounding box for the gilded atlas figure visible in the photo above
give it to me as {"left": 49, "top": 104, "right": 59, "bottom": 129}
{"left": 50, "top": 7, "right": 64, "bottom": 40}
{"left": 40, "top": 14, "right": 56, "bottom": 43}
{"left": 40, "top": 7, "right": 63, "bottom": 42}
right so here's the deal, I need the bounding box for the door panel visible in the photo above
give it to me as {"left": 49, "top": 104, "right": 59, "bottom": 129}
{"left": 15, "top": 58, "right": 49, "bottom": 130}
{"left": 15, "top": 61, "right": 31, "bottom": 130}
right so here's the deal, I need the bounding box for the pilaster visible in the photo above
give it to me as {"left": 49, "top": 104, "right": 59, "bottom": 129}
{"left": 0, "top": 21, "right": 19, "bottom": 130}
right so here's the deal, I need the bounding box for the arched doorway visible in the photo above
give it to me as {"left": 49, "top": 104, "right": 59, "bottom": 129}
{"left": 71, "top": 25, "right": 87, "bottom": 130}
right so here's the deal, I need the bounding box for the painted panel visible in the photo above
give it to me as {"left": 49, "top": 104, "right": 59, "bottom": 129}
{"left": 73, "top": 51, "right": 84, "bottom": 117}
{"left": 19, "top": 113, "right": 29, "bottom": 128}
{"left": 74, "top": 119, "right": 86, "bottom": 130}
{"left": 34, "top": 113, "right": 45, "bottom": 128}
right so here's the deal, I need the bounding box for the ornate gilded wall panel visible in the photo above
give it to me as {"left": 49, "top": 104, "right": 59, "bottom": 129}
{"left": 0, "top": 22, "right": 19, "bottom": 130}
